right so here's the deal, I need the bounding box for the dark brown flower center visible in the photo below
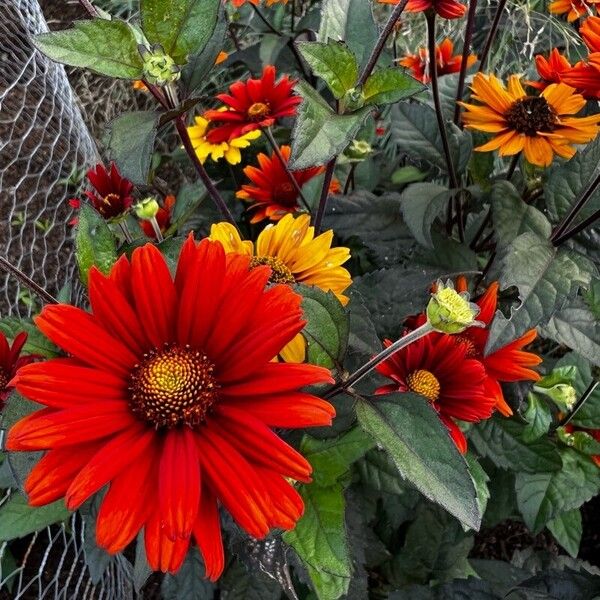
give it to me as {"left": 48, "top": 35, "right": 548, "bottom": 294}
{"left": 406, "top": 369, "right": 440, "bottom": 402}
{"left": 129, "top": 344, "right": 219, "bottom": 429}
{"left": 504, "top": 96, "right": 557, "bottom": 136}
{"left": 0, "top": 369, "right": 9, "bottom": 391}
{"left": 247, "top": 102, "right": 271, "bottom": 120}
{"left": 250, "top": 255, "right": 296, "bottom": 284}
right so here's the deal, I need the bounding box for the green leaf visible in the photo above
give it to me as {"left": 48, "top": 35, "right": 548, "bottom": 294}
{"left": 140, "top": 0, "right": 221, "bottom": 64}
{"left": 34, "top": 19, "right": 143, "bottom": 79}
{"left": 0, "top": 493, "right": 70, "bottom": 541}
{"left": 469, "top": 417, "right": 563, "bottom": 473}
{"left": 363, "top": 68, "right": 425, "bottom": 106}
{"left": 162, "top": 547, "right": 215, "bottom": 599}
{"left": 107, "top": 111, "right": 160, "bottom": 184}
{"left": 220, "top": 559, "right": 281, "bottom": 599}
{"left": 345, "top": 290, "right": 381, "bottom": 371}
{"left": 297, "top": 41, "right": 358, "bottom": 99}
{"left": 297, "top": 284, "right": 349, "bottom": 368}
{"left": 75, "top": 204, "right": 118, "bottom": 285}
{"left": 0, "top": 318, "right": 59, "bottom": 358}
{"left": 485, "top": 232, "right": 593, "bottom": 354}
{"left": 391, "top": 165, "right": 428, "bottom": 185}
{"left": 355, "top": 394, "right": 481, "bottom": 530}
{"left": 399, "top": 182, "right": 451, "bottom": 248}
{"left": 81, "top": 494, "right": 113, "bottom": 585}
{"left": 466, "top": 453, "right": 490, "bottom": 520}
{"left": 302, "top": 427, "right": 374, "bottom": 487}
{"left": 522, "top": 393, "right": 553, "bottom": 442}
{"left": 515, "top": 448, "right": 600, "bottom": 533}
{"left": 357, "top": 448, "right": 409, "bottom": 495}
{"left": 290, "top": 81, "right": 371, "bottom": 169}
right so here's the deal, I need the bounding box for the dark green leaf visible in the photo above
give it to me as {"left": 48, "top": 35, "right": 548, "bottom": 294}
{"left": 140, "top": 0, "right": 221, "bottom": 64}
{"left": 391, "top": 165, "right": 427, "bottom": 185}
{"left": 466, "top": 452, "right": 490, "bottom": 519}
{"left": 345, "top": 290, "right": 381, "bottom": 371}
{"left": 356, "top": 448, "right": 410, "bottom": 495}
{"left": 522, "top": 393, "right": 553, "bottom": 442}
{"left": 220, "top": 559, "right": 281, "bottom": 599}
{"left": 362, "top": 68, "right": 425, "bottom": 106}
{"left": 34, "top": 19, "right": 143, "bottom": 79}
{"left": 133, "top": 533, "right": 153, "bottom": 593}
{"left": 82, "top": 494, "right": 113, "bottom": 585}
{"left": 547, "top": 509, "right": 582, "bottom": 558}
{"left": 162, "top": 547, "right": 215, "bottom": 599}
{"left": 356, "top": 394, "right": 481, "bottom": 530}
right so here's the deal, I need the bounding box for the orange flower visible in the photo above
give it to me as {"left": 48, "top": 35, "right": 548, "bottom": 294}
{"left": 141, "top": 195, "right": 176, "bottom": 239}
{"left": 378, "top": 0, "right": 466, "bottom": 19}
{"left": 549, "top": 0, "right": 600, "bottom": 21}
{"left": 7, "top": 238, "right": 334, "bottom": 579}
{"left": 400, "top": 38, "right": 477, "bottom": 83}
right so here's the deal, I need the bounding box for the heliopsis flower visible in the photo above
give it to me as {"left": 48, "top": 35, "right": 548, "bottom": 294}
{"left": 549, "top": 0, "right": 600, "bottom": 22}
{"left": 236, "top": 145, "right": 324, "bottom": 223}
{"left": 204, "top": 65, "right": 301, "bottom": 143}
{"left": 209, "top": 214, "right": 352, "bottom": 362}
{"left": 375, "top": 333, "right": 493, "bottom": 453}
{"left": 461, "top": 73, "right": 600, "bottom": 167}
{"left": 7, "top": 238, "right": 334, "bottom": 579}
{"left": 140, "top": 195, "right": 176, "bottom": 239}
{"left": 69, "top": 163, "right": 134, "bottom": 222}
{"left": 378, "top": 0, "right": 466, "bottom": 19}
{"left": 0, "top": 331, "right": 36, "bottom": 408}
{"left": 187, "top": 115, "right": 261, "bottom": 165}
{"left": 399, "top": 38, "right": 477, "bottom": 83}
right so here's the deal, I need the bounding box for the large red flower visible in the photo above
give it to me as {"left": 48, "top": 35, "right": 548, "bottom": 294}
{"left": 0, "top": 331, "right": 36, "bottom": 408}
{"left": 70, "top": 163, "right": 134, "bottom": 222}
{"left": 236, "top": 145, "right": 324, "bottom": 223}
{"left": 7, "top": 237, "right": 334, "bottom": 580}
{"left": 204, "top": 65, "right": 301, "bottom": 143}
{"left": 378, "top": 0, "right": 466, "bottom": 19}
{"left": 375, "top": 333, "right": 493, "bottom": 453}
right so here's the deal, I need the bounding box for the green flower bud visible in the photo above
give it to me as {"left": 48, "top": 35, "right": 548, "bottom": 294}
{"left": 342, "top": 87, "right": 365, "bottom": 111}
{"left": 533, "top": 382, "right": 577, "bottom": 412}
{"left": 426, "top": 280, "right": 481, "bottom": 334}
{"left": 135, "top": 197, "right": 160, "bottom": 220}
{"left": 140, "top": 44, "right": 180, "bottom": 86}
{"left": 345, "top": 139, "right": 373, "bottom": 161}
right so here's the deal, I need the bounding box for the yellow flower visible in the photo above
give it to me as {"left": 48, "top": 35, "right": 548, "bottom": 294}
{"left": 187, "top": 115, "right": 261, "bottom": 165}
{"left": 210, "top": 214, "right": 352, "bottom": 363}
{"left": 461, "top": 73, "right": 600, "bottom": 167}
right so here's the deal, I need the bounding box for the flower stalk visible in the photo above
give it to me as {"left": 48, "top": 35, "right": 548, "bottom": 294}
{"left": 453, "top": 0, "right": 478, "bottom": 125}
{"left": 0, "top": 256, "right": 58, "bottom": 305}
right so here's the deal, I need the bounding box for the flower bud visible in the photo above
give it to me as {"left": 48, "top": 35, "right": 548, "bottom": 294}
{"left": 426, "top": 280, "right": 481, "bottom": 334}
{"left": 140, "top": 44, "right": 180, "bottom": 86}
{"left": 345, "top": 139, "right": 373, "bottom": 161}
{"left": 135, "top": 197, "right": 160, "bottom": 220}
{"left": 534, "top": 382, "right": 577, "bottom": 412}
{"left": 342, "top": 87, "right": 365, "bottom": 111}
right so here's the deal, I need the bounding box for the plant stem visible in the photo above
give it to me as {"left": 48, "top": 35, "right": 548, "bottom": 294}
{"left": 506, "top": 152, "right": 520, "bottom": 181}
{"left": 343, "top": 163, "right": 357, "bottom": 194}
{"left": 324, "top": 322, "right": 434, "bottom": 398}
{"left": 79, "top": 0, "right": 100, "bottom": 17}
{"left": 0, "top": 256, "right": 58, "bottom": 305}
{"left": 453, "top": 0, "right": 478, "bottom": 125}
{"left": 357, "top": 0, "right": 410, "bottom": 87}
{"left": 557, "top": 380, "right": 599, "bottom": 428}
{"left": 175, "top": 117, "right": 240, "bottom": 230}
{"left": 552, "top": 207, "right": 600, "bottom": 246}
{"left": 117, "top": 221, "right": 134, "bottom": 244}
{"left": 264, "top": 128, "right": 310, "bottom": 210}
{"left": 478, "top": 0, "right": 507, "bottom": 72}
{"left": 314, "top": 158, "right": 337, "bottom": 234}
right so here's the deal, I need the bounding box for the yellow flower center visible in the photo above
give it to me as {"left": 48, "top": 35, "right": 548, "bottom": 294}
{"left": 129, "top": 344, "right": 219, "bottom": 428}
{"left": 250, "top": 255, "right": 296, "bottom": 285}
{"left": 247, "top": 102, "right": 271, "bottom": 120}
{"left": 505, "top": 96, "right": 556, "bottom": 136}
{"left": 406, "top": 369, "right": 441, "bottom": 402}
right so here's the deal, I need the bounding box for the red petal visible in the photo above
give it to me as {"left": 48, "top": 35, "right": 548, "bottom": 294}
{"left": 145, "top": 508, "right": 190, "bottom": 573}
{"left": 193, "top": 485, "right": 224, "bottom": 581}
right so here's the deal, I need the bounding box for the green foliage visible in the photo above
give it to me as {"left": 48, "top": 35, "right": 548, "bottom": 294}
{"left": 0, "top": 318, "right": 59, "bottom": 358}
{"left": 162, "top": 548, "right": 215, "bottom": 598}
{"left": 362, "top": 68, "right": 426, "bottom": 107}
{"left": 547, "top": 509, "right": 583, "bottom": 558}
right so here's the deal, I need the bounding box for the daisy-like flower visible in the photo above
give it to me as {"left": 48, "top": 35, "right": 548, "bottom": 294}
{"left": 378, "top": 0, "right": 466, "bottom": 19}
{"left": 375, "top": 333, "right": 493, "bottom": 453}
{"left": 187, "top": 115, "right": 261, "bottom": 165}
{"left": 231, "top": 0, "right": 288, "bottom": 5}
{"left": 1, "top": 331, "right": 36, "bottom": 409}
{"left": 140, "top": 195, "right": 176, "bottom": 239}
{"left": 236, "top": 145, "right": 325, "bottom": 223}
{"left": 204, "top": 66, "right": 302, "bottom": 143}
{"left": 7, "top": 238, "right": 334, "bottom": 579}
{"left": 549, "top": 0, "right": 600, "bottom": 21}
{"left": 69, "top": 163, "right": 135, "bottom": 222}
{"left": 209, "top": 214, "right": 352, "bottom": 362}
{"left": 399, "top": 38, "right": 477, "bottom": 83}
{"left": 461, "top": 73, "right": 600, "bottom": 167}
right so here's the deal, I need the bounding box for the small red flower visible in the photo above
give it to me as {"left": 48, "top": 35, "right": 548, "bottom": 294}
{"left": 400, "top": 38, "right": 477, "bottom": 83}
{"left": 378, "top": 0, "right": 466, "bottom": 19}
{"left": 141, "top": 195, "right": 176, "bottom": 239}
{"left": 375, "top": 333, "right": 493, "bottom": 453}
{"left": 204, "top": 66, "right": 302, "bottom": 143}
{"left": 70, "top": 163, "right": 134, "bottom": 223}
{"left": 0, "top": 331, "right": 37, "bottom": 408}
{"left": 236, "top": 145, "right": 324, "bottom": 223}
{"left": 564, "top": 424, "right": 600, "bottom": 467}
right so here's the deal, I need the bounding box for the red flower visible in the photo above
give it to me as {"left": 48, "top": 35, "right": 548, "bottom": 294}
{"left": 236, "top": 145, "right": 324, "bottom": 223}
{"left": 141, "top": 195, "right": 176, "bottom": 239}
{"left": 0, "top": 331, "right": 36, "bottom": 408}
{"left": 378, "top": 0, "right": 466, "bottom": 19}
{"left": 7, "top": 237, "right": 334, "bottom": 579}
{"left": 375, "top": 333, "right": 493, "bottom": 453}
{"left": 204, "top": 66, "right": 301, "bottom": 143}
{"left": 400, "top": 38, "right": 477, "bottom": 83}
{"left": 70, "top": 163, "right": 135, "bottom": 223}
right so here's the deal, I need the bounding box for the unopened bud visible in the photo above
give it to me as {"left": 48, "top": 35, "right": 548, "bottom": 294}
{"left": 426, "top": 280, "right": 481, "bottom": 334}
{"left": 534, "top": 383, "right": 577, "bottom": 412}
{"left": 140, "top": 44, "right": 180, "bottom": 86}
{"left": 345, "top": 139, "right": 373, "bottom": 161}
{"left": 135, "top": 197, "right": 160, "bottom": 220}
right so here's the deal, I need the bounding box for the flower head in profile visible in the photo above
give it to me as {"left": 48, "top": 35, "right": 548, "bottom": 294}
{"left": 1, "top": 331, "right": 36, "bottom": 408}
{"left": 140, "top": 195, "right": 176, "bottom": 239}
{"left": 209, "top": 214, "right": 352, "bottom": 362}
{"left": 461, "top": 73, "right": 600, "bottom": 166}
{"left": 426, "top": 280, "right": 481, "bottom": 334}
{"left": 549, "top": 0, "right": 600, "bottom": 22}
{"left": 236, "top": 145, "right": 324, "bottom": 223}
{"left": 400, "top": 38, "right": 477, "bottom": 83}
{"left": 69, "top": 163, "right": 135, "bottom": 222}
{"left": 204, "top": 66, "right": 301, "bottom": 143}
{"left": 378, "top": 0, "right": 466, "bottom": 19}
{"left": 7, "top": 238, "right": 334, "bottom": 579}
{"left": 375, "top": 334, "right": 494, "bottom": 453}
{"left": 187, "top": 114, "right": 261, "bottom": 165}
